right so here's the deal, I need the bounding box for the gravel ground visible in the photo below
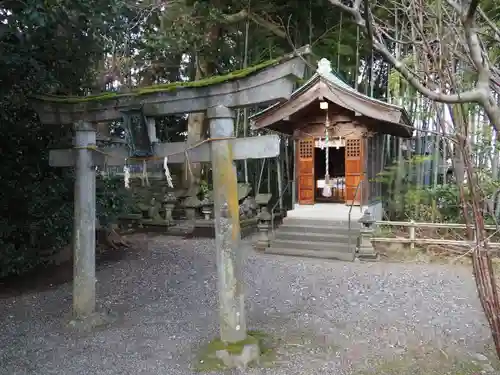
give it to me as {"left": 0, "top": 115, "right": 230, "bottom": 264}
{"left": 0, "top": 234, "right": 496, "bottom": 375}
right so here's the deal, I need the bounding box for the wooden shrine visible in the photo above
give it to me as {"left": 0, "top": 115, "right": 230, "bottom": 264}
{"left": 250, "top": 58, "right": 413, "bottom": 207}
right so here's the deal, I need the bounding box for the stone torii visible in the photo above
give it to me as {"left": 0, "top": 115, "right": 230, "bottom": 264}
{"left": 31, "top": 47, "right": 309, "bottom": 343}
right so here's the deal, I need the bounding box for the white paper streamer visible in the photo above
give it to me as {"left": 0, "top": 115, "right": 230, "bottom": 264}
{"left": 123, "top": 165, "right": 130, "bottom": 189}
{"left": 141, "top": 159, "right": 150, "bottom": 187}
{"left": 164, "top": 156, "right": 174, "bottom": 188}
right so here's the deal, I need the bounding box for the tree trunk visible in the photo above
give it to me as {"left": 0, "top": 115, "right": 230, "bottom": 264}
{"left": 183, "top": 26, "right": 220, "bottom": 192}
{"left": 461, "top": 138, "right": 500, "bottom": 359}
{"left": 183, "top": 58, "right": 210, "bottom": 192}
{"left": 96, "top": 227, "right": 130, "bottom": 249}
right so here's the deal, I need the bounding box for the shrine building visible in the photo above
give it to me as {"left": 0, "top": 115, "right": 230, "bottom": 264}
{"left": 250, "top": 58, "right": 413, "bottom": 220}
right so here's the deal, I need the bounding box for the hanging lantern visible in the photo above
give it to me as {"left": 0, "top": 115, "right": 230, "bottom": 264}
{"left": 121, "top": 107, "right": 154, "bottom": 158}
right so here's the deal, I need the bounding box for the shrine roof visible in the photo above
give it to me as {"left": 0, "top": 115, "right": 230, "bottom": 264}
{"left": 250, "top": 58, "right": 413, "bottom": 138}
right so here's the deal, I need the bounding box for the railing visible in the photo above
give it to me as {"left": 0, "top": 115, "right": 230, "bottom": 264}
{"left": 372, "top": 220, "right": 500, "bottom": 249}
{"left": 347, "top": 179, "right": 364, "bottom": 258}
{"left": 271, "top": 181, "right": 293, "bottom": 236}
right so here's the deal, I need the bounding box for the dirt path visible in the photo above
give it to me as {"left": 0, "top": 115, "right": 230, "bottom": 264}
{"left": 0, "top": 234, "right": 496, "bottom": 374}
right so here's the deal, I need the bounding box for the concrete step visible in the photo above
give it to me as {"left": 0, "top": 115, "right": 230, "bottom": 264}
{"left": 271, "top": 239, "right": 353, "bottom": 252}
{"left": 274, "top": 231, "right": 353, "bottom": 244}
{"left": 282, "top": 217, "right": 361, "bottom": 229}
{"left": 265, "top": 247, "right": 355, "bottom": 262}
{"left": 277, "top": 224, "right": 354, "bottom": 236}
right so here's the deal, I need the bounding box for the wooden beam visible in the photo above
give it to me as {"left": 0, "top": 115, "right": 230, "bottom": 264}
{"left": 49, "top": 134, "right": 281, "bottom": 167}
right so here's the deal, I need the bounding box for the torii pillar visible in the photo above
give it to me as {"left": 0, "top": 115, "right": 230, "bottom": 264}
{"left": 72, "top": 121, "right": 97, "bottom": 318}
{"left": 207, "top": 105, "right": 246, "bottom": 343}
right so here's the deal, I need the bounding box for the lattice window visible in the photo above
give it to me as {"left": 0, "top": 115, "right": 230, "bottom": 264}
{"left": 299, "top": 139, "right": 313, "bottom": 158}
{"left": 346, "top": 139, "right": 361, "bottom": 157}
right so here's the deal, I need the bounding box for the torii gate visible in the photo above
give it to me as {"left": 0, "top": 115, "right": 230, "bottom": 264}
{"left": 31, "top": 47, "right": 309, "bottom": 343}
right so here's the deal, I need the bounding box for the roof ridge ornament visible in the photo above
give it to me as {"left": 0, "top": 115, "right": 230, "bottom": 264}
{"left": 316, "top": 58, "right": 360, "bottom": 93}
{"left": 317, "top": 58, "right": 333, "bottom": 76}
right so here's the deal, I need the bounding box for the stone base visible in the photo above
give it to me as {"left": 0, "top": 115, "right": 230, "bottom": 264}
{"left": 134, "top": 221, "right": 173, "bottom": 233}
{"left": 216, "top": 343, "right": 260, "bottom": 370}
{"left": 118, "top": 217, "right": 259, "bottom": 239}
{"left": 66, "top": 309, "right": 118, "bottom": 332}
{"left": 118, "top": 214, "right": 142, "bottom": 230}
{"left": 255, "top": 240, "right": 270, "bottom": 252}
{"left": 356, "top": 250, "right": 379, "bottom": 261}
{"left": 196, "top": 335, "right": 261, "bottom": 371}
{"left": 184, "top": 218, "right": 259, "bottom": 239}
{"left": 185, "top": 208, "right": 198, "bottom": 221}
{"left": 142, "top": 219, "right": 172, "bottom": 226}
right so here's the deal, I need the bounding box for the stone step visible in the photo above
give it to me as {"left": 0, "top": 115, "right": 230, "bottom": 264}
{"left": 271, "top": 239, "right": 353, "bottom": 252}
{"left": 282, "top": 217, "right": 361, "bottom": 229}
{"left": 274, "top": 231, "right": 354, "bottom": 244}
{"left": 265, "top": 247, "right": 355, "bottom": 262}
{"left": 277, "top": 224, "right": 355, "bottom": 236}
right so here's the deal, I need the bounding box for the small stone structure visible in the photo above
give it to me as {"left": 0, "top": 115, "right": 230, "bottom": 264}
{"left": 117, "top": 179, "right": 265, "bottom": 238}
{"left": 255, "top": 193, "right": 272, "bottom": 212}
{"left": 356, "top": 210, "right": 378, "bottom": 260}
{"left": 255, "top": 207, "right": 272, "bottom": 251}
{"left": 188, "top": 183, "right": 262, "bottom": 238}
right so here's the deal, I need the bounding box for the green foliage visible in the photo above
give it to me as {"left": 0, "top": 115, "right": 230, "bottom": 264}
{"left": 199, "top": 180, "right": 210, "bottom": 200}
{"left": 0, "top": 0, "right": 132, "bottom": 278}
{"left": 96, "top": 175, "right": 135, "bottom": 228}
{"left": 0, "top": 170, "right": 131, "bottom": 277}
{"left": 0, "top": 105, "right": 74, "bottom": 277}
{"left": 377, "top": 155, "right": 500, "bottom": 223}
{"left": 394, "top": 185, "right": 463, "bottom": 222}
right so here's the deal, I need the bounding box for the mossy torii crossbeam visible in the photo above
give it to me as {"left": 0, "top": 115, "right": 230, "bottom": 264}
{"left": 32, "top": 56, "right": 307, "bottom": 126}
{"left": 32, "top": 54, "right": 308, "bottom": 342}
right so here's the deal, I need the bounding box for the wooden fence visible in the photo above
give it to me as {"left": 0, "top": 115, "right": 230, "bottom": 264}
{"left": 372, "top": 220, "right": 500, "bottom": 249}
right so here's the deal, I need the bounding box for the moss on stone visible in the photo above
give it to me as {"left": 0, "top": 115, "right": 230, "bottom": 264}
{"left": 295, "top": 78, "right": 307, "bottom": 86}
{"left": 33, "top": 58, "right": 281, "bottom": 104}
{"left": 193, "top": 331, "right": 277, "bottom": 372}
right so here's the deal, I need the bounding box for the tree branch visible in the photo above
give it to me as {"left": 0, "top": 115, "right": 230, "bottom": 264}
{"left": 327, "top": 0, "right": 484, "bottom": 104}
{"left": 373, "top": 40, "right": 482, "bottom": 103}
{"left": 222, "top": 9, "right": 286, "bottom": 39}
{"left": 478, "top": 7, "right": 500, "bottom": 42}
{"left": 460, "top": 1, "right": 490, "bottom": 100}
{"left": 466, "top": 0, "right": 480, "bottom": 23}
{"left": 249, "top": 12, "right": 286, "bottom": 38}
{"left": 363, "top": 0, "right": 375, "bottom": 44}
{"left": 223, "top": 9, "right": 248, "bottom": 24}
{"left": 327, "top": 0, "right": 365, "bottom": 27}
